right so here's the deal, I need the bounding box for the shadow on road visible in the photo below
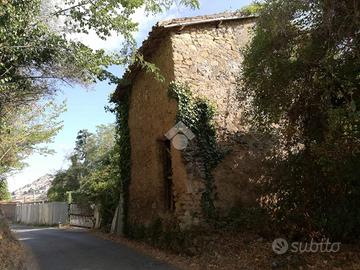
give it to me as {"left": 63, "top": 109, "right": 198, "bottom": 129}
{"left": 11, "top": 224, "right": 176, "bottom": 270}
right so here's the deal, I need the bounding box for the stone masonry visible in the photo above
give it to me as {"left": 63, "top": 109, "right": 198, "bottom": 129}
{"left": 171, "top": 19, "right": 257, "bottom": 226}
{"left": 114, "top": 13, "right": 258, "bottom": 229}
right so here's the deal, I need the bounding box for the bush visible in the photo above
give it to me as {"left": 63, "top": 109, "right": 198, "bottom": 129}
{"left": 128, "top": 217, "right": 198, "bottom": 255}
{"left": 259, "top": 151, "right": 360, "bottom": 242}
{"left": 222, "top": 206, "right": 273, "bottom": 234}
{"left": 239, "top": 0, "right": 360, "bottom": 243}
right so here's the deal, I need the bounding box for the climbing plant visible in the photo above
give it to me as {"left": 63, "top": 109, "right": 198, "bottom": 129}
{"left": 110, "top": 81, "right": 225, "bottom": 232}
{"left": 168, "top": 82, "right": 225, "bottom": 219}
{"left": 111, "top": 89, "right": 132, "bottom": 234}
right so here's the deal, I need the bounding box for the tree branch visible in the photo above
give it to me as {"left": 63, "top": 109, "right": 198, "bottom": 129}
{"left": 51, "top": 1, "right": 92, "bottom": 17}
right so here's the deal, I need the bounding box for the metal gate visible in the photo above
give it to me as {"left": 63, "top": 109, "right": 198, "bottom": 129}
{"left": 69, "top": 203, "right": 94, "bottom": 228}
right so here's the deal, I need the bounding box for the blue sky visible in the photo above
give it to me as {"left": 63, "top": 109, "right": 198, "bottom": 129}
{"left": 8, "top": 0, "right": 253, "bottom": 192}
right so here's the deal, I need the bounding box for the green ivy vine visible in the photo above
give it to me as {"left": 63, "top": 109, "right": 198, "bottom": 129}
{"left": 113, "top": 89, "right": 132, "bottom": 235}
{"left": 112, "top": 81, "right": 225, "bottom": 231}
{"left": 168, "top": 82, "right": 225, "bottom": 219}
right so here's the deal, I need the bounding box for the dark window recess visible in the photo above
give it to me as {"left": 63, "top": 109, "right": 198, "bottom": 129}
{"left": 162, "top": 140, "right": 175, "bottom": 212}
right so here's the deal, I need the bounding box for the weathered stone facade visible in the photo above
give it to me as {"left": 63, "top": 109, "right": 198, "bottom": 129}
{"left": 171, "top": 19, "right": 257, "bottom": 224}
{"left": 127, "top": 35, "right": 177, "bottom": 226}
{"left": 115, "top": 13, "right": 258, "bottom": 229}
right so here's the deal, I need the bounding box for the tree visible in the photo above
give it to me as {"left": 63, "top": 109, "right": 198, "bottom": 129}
{"left": 74, "top": 130, "right": 92, "bottom": 163}
{"left": 48, "top": 124, "right": 118, "bottom": 228}
{"left": 0, "top": 178, "right": 10, "bottom": 201}
{"left": 239, "top": 0, "right": 360, "bottom": 240}
{"left": 1, "top": 0, "right": 198, "bottom": 189}
{"left": 0, "top": 0, "right": 199, "bottom": 115}
{"left": 0, "top": 101, "right": 64, "bottom": 175}
{"left": 47, "top": 166, "right": 82, "bottom": 202}
{"left": 79, "top": 125, "right": 119, "bottom": 227}
{"left": 238, "top": 1, "right": 262, "bottom": 15}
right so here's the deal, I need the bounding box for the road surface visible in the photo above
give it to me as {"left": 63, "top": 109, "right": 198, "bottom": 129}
{"left": 12, "top": 225, "right": 176, "bottom": 270}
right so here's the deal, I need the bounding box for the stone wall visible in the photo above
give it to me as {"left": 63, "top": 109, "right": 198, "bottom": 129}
{"left": 171, "top": 140, "right": 203, "bottom": 227}
{"left": 127, "top": 36, "right": 178, "bottom": 226}
{"left": 171, "top": 18, "right": 258, "bottom": 215}
{"left": 126, "top": 18, "right": 259, "bottom": 229}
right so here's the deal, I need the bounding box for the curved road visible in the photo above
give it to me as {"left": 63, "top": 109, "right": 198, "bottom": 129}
{"left": 12, "top": 225, "right": 176, "bottom": 270}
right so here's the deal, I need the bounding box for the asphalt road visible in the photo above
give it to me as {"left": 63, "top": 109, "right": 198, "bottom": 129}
{"left": 12, "top": 225, "right": 176, "bottom": 270}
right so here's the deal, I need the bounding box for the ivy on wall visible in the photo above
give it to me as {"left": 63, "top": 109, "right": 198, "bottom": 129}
{"left": 168, "top": 82, "right": 225, "bottom": 219}
{"left": 113, "top": 89, "right": 132, "bottom": 235}
{"left": 112, "top": 81, "right": 225, "bottom": 233}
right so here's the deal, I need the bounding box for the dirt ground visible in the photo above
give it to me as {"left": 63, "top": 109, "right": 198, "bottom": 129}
{"left": 0, "top": 218, "right": 27, "bottom": 270}
{"left": 92, "top": 230, "right": 360, "bottom": 270}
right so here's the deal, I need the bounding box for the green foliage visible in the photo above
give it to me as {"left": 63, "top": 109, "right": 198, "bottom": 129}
{"left": 47, "top": 124, "right": 120, "bottom": 228}
{"left": 47, "top": 170, "right": 80, "bottom": 201}
{"left": 239, "top": 2, "right": 263, "bottom": 16}
{"left": 0, "top": 0, "right": 198, "bottom": 180}
{"left": 220, "top": 206, "right": 273, "bottom": 237}
{"left": 111, "top": 90, "right": 131, "bottom": 234}
{"left": 0, "top": 101, "right": 64, "bottom": 175}
{"left": 240, "top": 0, "right": 360, "bottom": 241}
{"left": 261, "top": 151, "right": 360, "bottom": 241}
{"left": 0, "top": 0, "right": 200, "bottom": 114}
{"left": 168, "top": 82, "right": 224, "bottom": 219}
{"left": 111, "top": 81, "right": 223, "bottom": 233}
{"left": 0, "top": 178, "right": 10, "bottom": 201}
{"left": 128, "top": 217, "right": 197, "bottom": 255}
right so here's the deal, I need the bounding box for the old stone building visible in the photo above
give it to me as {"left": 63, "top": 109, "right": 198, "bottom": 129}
{"left": 113, "top": 13, "right": 258, "bottom": 230}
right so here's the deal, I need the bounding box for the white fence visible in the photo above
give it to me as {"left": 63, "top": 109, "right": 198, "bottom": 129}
{"left": 16, "top": 202, "right": 68, "bottom": 226}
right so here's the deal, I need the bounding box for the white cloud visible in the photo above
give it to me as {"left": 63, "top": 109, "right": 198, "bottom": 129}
{"left": 73, "top": 4, "right": 187, "bottom": 51}
{"left": 131, "top": 6, "right": 182, "bottom": 43}
{"left": 69, "top": 31, "right": 124, "bottom": 51}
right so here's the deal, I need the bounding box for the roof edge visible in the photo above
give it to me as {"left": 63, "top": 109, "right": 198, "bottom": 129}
{"left": 159, "top": 14, "right": 258, "bottom": 29}
{"left": 112, "top": 13, "right": 258, "bottom": 102}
